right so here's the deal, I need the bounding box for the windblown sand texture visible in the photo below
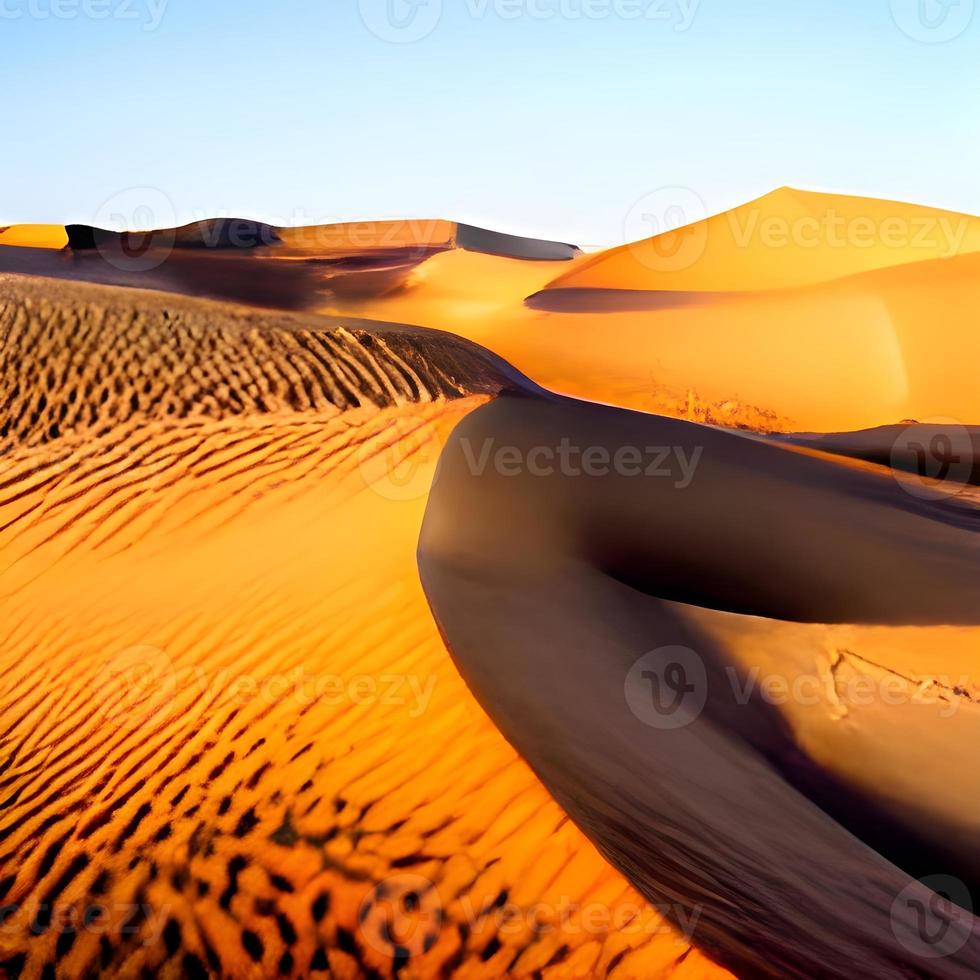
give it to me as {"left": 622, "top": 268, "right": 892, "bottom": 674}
{"left": 1, "top": 188, "right": 979, "bottom": 978}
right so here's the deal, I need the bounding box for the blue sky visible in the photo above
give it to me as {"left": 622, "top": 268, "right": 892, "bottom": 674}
{"left": 1, "top": 0, "right": 977, "bottom": 246}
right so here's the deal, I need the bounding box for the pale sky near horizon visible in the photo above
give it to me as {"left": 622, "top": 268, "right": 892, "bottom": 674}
{"left": 1, "top": 0, "right": 977, "bottom": 247}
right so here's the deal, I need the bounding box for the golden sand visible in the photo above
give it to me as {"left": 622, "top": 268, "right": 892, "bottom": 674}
{"left": 0, "top": 225, "right": 68, "bottom": 250}
{"left": 333, "top": 192, "right": 980, "bottom": 432}
{"left": 0, "top": 277, "right": 731, "bottom": 978}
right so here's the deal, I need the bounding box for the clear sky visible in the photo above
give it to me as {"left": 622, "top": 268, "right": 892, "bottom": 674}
{"left": 1, "top": 0, "right": 977, "bottom": 247}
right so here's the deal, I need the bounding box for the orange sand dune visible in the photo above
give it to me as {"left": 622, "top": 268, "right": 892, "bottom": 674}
{"left": 0, "top": 224, "right": 68, "bottom": 249}
{"left": 539, "top": 187, "right": 980, "bottom": 294}
{"left": 421, "top": 393, "right": 980, "bottom": 979}
{"left": 348, "top": 233, "right": 980, "bottom": 434}
{"left": 4, "top": 190, "right": 979, "bottom": 433}
{"left": 3, "top": 183, "right": 980, "bottom": 978}
{"left": 0, "top": 276, "right": 730, "bottom": 979}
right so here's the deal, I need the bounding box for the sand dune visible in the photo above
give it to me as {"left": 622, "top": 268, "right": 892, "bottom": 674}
{"left": 0, "top": 276, "right": 728, "bottom": 979}
{"left": 0, "top": 218, "right": 579, "bottom": 314}
{"left": 0, "top": 225, "right": 68, "bottom": 249}
{"left": 6, "top": 190, "right": 979, "bottom": 432}
{"left": 419, "top": 392, "right": 980, "bottom": 978}
{"left": 539, "top": 187, "right": 980, "bottom": 294}
{"left": 3, "top": 186, "right": 980, "bottom": 979}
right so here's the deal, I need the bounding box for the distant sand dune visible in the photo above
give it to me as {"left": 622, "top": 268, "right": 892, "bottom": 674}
{"left": 541, "top": 187, "right": 980, "bottom": 294}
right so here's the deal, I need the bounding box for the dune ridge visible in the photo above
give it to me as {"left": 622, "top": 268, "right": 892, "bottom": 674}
{"left": 540, "top": 187, "right": 980, "bottom": 295}
{"left": 0, "top": 275, "right": 531, "bottom": 454}
{"left": 419, "top": 392, "right": 980, "bottom": 979}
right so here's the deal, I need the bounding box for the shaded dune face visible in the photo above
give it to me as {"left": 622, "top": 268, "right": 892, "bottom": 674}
{"left": 418, "top": 394, "right": 980, "bottom": 979}
{"left": 0, "top": 278, "right": 730, "bottom": 979}
{"left": 0, "top": 219, "right": 580, "bottom": 315}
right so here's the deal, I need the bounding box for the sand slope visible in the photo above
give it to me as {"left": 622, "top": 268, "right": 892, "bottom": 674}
{"left": 540, "top": 187, "right": 980, "bottom": 294}
{"left": 419, "top": 393, "right": 980, "bottom": 979}
{"left": 0, "top": 277, "right": 728, "bottom": 979}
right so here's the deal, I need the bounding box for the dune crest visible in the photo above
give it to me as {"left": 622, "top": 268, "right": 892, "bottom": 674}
{"left": 541, "top": 187, "right": 980, "bottom": 295}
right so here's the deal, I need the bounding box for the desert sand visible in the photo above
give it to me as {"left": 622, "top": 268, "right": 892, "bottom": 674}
{"left": 419, "top": 394, "right": 980, "bottom": 979}
{"left": 1, "top": 187, "right": 979, "bottom": 978}
{"left": 0, "top": 276, "right": 728, "bottom": 978}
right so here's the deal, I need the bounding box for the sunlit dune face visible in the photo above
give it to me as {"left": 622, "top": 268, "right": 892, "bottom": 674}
{"left": 0, "top": 404, "right": 730, "bottom": 979}
{"left": 0, "top": 224, "right": 68, "bottom": 249}
{"left": 343, "top": 247, "right": 583, "bottom": 325}
{"left": 542, "top": 188, "right": 980, "bottom": 293}
{"left": 350, "top": 260, "right": 978, "bottom": 434}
